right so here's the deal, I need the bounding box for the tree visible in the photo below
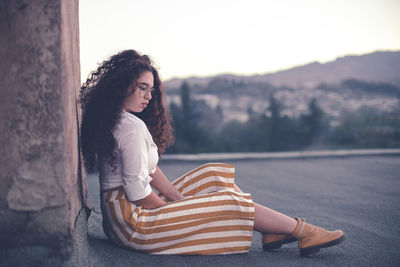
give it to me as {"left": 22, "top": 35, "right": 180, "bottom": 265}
{"left": 168, "top": 82, "right": 208, "bottom": 153}
{"left": 329, "top": 107, "right": 400, "bottom": 148}
{"left": 300, "top": 98, "right": 324, "bottom": 146}
{"left": 267, "top": 94, "right": 283, "bottom": 151}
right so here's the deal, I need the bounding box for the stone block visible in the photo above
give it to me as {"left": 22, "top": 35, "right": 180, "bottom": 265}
{"left": 0, "top": 0, "right": 87, "bottom": 256}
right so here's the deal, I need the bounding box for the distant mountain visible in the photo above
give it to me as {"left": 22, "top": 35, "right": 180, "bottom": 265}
{"left": 165, "top": 51, "right": 400, "bottom": 89}
{"left": 164, "top": 50, "right": 400, "bottom": 124}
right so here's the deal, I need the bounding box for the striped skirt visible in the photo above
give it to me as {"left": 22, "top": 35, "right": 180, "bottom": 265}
{"left": 101, "top": 163, "right": 255, "bottom": 255}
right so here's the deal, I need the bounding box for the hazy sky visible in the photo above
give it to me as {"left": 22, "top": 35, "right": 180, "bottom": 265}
{"left": 79, "top": 0, "right": 400, "bottom": 82}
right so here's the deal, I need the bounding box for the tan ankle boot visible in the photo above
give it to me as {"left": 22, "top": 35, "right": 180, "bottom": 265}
{"left": 291, "top": 218, "right": 346, "bottom": 256}
{"left": 262, "top": 234, "right": 296, "bottom": 251}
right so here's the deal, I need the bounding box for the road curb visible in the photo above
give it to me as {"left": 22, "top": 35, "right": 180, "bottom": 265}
{"left": 162, "top": 149, "right": 400, "bottom": 161}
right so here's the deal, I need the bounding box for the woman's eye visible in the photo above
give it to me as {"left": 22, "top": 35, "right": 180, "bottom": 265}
{"left": 137, "top": 85, "right": 155, "bottom": 94}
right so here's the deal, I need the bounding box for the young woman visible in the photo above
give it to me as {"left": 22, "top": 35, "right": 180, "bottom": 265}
{"left": 80, "top": 49, "right": 346, "bottom": 256}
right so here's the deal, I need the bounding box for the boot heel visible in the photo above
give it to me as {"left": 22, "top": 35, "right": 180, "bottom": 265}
{"left": 300, "top": 247, "right": 320, "bottom": 256}
{"left": 263, "top": 242, "right": 283, "bottom": 251}
{"left": 262, "top": 235, "right": 297, "bottom": 251}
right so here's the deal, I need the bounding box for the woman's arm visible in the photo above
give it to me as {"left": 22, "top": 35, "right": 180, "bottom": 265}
{"left": 150, "top": 167, "right": 185, "bottom": 202}
{"left": 133, "top": 191, "right": 168, "bottom": 209}
{"left": 132, "top": 167, "right": 183, "bottom": 209}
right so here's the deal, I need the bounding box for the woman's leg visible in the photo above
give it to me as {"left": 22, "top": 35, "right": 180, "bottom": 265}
{"left": 253, "top": 203, "right": 297, "bottom": 234}
{"left": 168, "top": 163, "right": 295, "bottom": 234}
{"left": 233, "top": 184, "right": 296, "bottom": 234}
{"left": 171, "top": 163, "right": 237, "bottom": 196}
{"left": 234, "top": 184, "right": 346, "bottom": 256}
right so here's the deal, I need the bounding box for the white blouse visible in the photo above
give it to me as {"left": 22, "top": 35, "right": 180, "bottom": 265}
{"left": 99, "top": 110, "right": 159, "bottom": 202}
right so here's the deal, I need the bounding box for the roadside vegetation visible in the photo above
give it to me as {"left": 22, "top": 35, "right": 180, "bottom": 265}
{"left": 166, "top": 82, "right": 400, "bottom": 154}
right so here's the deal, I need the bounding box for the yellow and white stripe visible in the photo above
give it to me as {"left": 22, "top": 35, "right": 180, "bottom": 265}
{"left": 101, "top": 163, "right": 255, "bottom": 255}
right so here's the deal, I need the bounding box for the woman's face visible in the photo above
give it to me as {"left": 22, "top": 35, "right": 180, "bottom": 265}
{"left": 122, "top": 71, "right": 154, "bottom": 113}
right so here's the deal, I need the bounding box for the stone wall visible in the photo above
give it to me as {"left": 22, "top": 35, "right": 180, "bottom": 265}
{"left": 0, "top": 0, "right": 86, "bottom": 257}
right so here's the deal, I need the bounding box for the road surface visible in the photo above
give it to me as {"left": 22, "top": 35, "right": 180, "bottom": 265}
{"left": 84, "top": 155, "right": 400, "bottom": 266}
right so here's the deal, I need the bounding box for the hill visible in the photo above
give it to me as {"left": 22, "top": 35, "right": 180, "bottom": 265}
{"left": 165, "top": 50, "right": 400, "bottom": 89}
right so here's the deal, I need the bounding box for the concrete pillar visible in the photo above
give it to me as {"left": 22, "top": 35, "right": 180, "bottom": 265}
{"left": 0, "top": 0, "right": 87, "bottom": 259}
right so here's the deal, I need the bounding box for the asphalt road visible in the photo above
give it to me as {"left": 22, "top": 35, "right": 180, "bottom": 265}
{"left": 86, "top": 156, "right": 400, "bottom": 266}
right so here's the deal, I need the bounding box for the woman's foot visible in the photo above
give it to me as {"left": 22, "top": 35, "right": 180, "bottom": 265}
{"left": 292, "top": 218, "right": 346, "bottom": 256}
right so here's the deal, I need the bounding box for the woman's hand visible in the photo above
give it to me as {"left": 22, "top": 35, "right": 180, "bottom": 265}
{"left": 133, "top": 191, "right": 168, "bottom": 209}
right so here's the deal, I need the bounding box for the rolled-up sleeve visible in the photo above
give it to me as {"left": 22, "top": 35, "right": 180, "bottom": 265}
{"left": 119, "top": 128, "right": 153, "bottom": 202}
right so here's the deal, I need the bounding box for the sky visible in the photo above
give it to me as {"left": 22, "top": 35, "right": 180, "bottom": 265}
{"left": 79, "top": 0, "right": 400, "bottom": 82}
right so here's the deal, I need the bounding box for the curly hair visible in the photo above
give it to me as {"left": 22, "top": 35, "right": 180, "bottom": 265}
{"left": 80, "top": 50, "right": 174, "bottom": 173}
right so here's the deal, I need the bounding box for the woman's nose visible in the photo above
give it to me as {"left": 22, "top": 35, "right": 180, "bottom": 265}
{"left": 145, "top": 90, "right": 152, "bottom": 100}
